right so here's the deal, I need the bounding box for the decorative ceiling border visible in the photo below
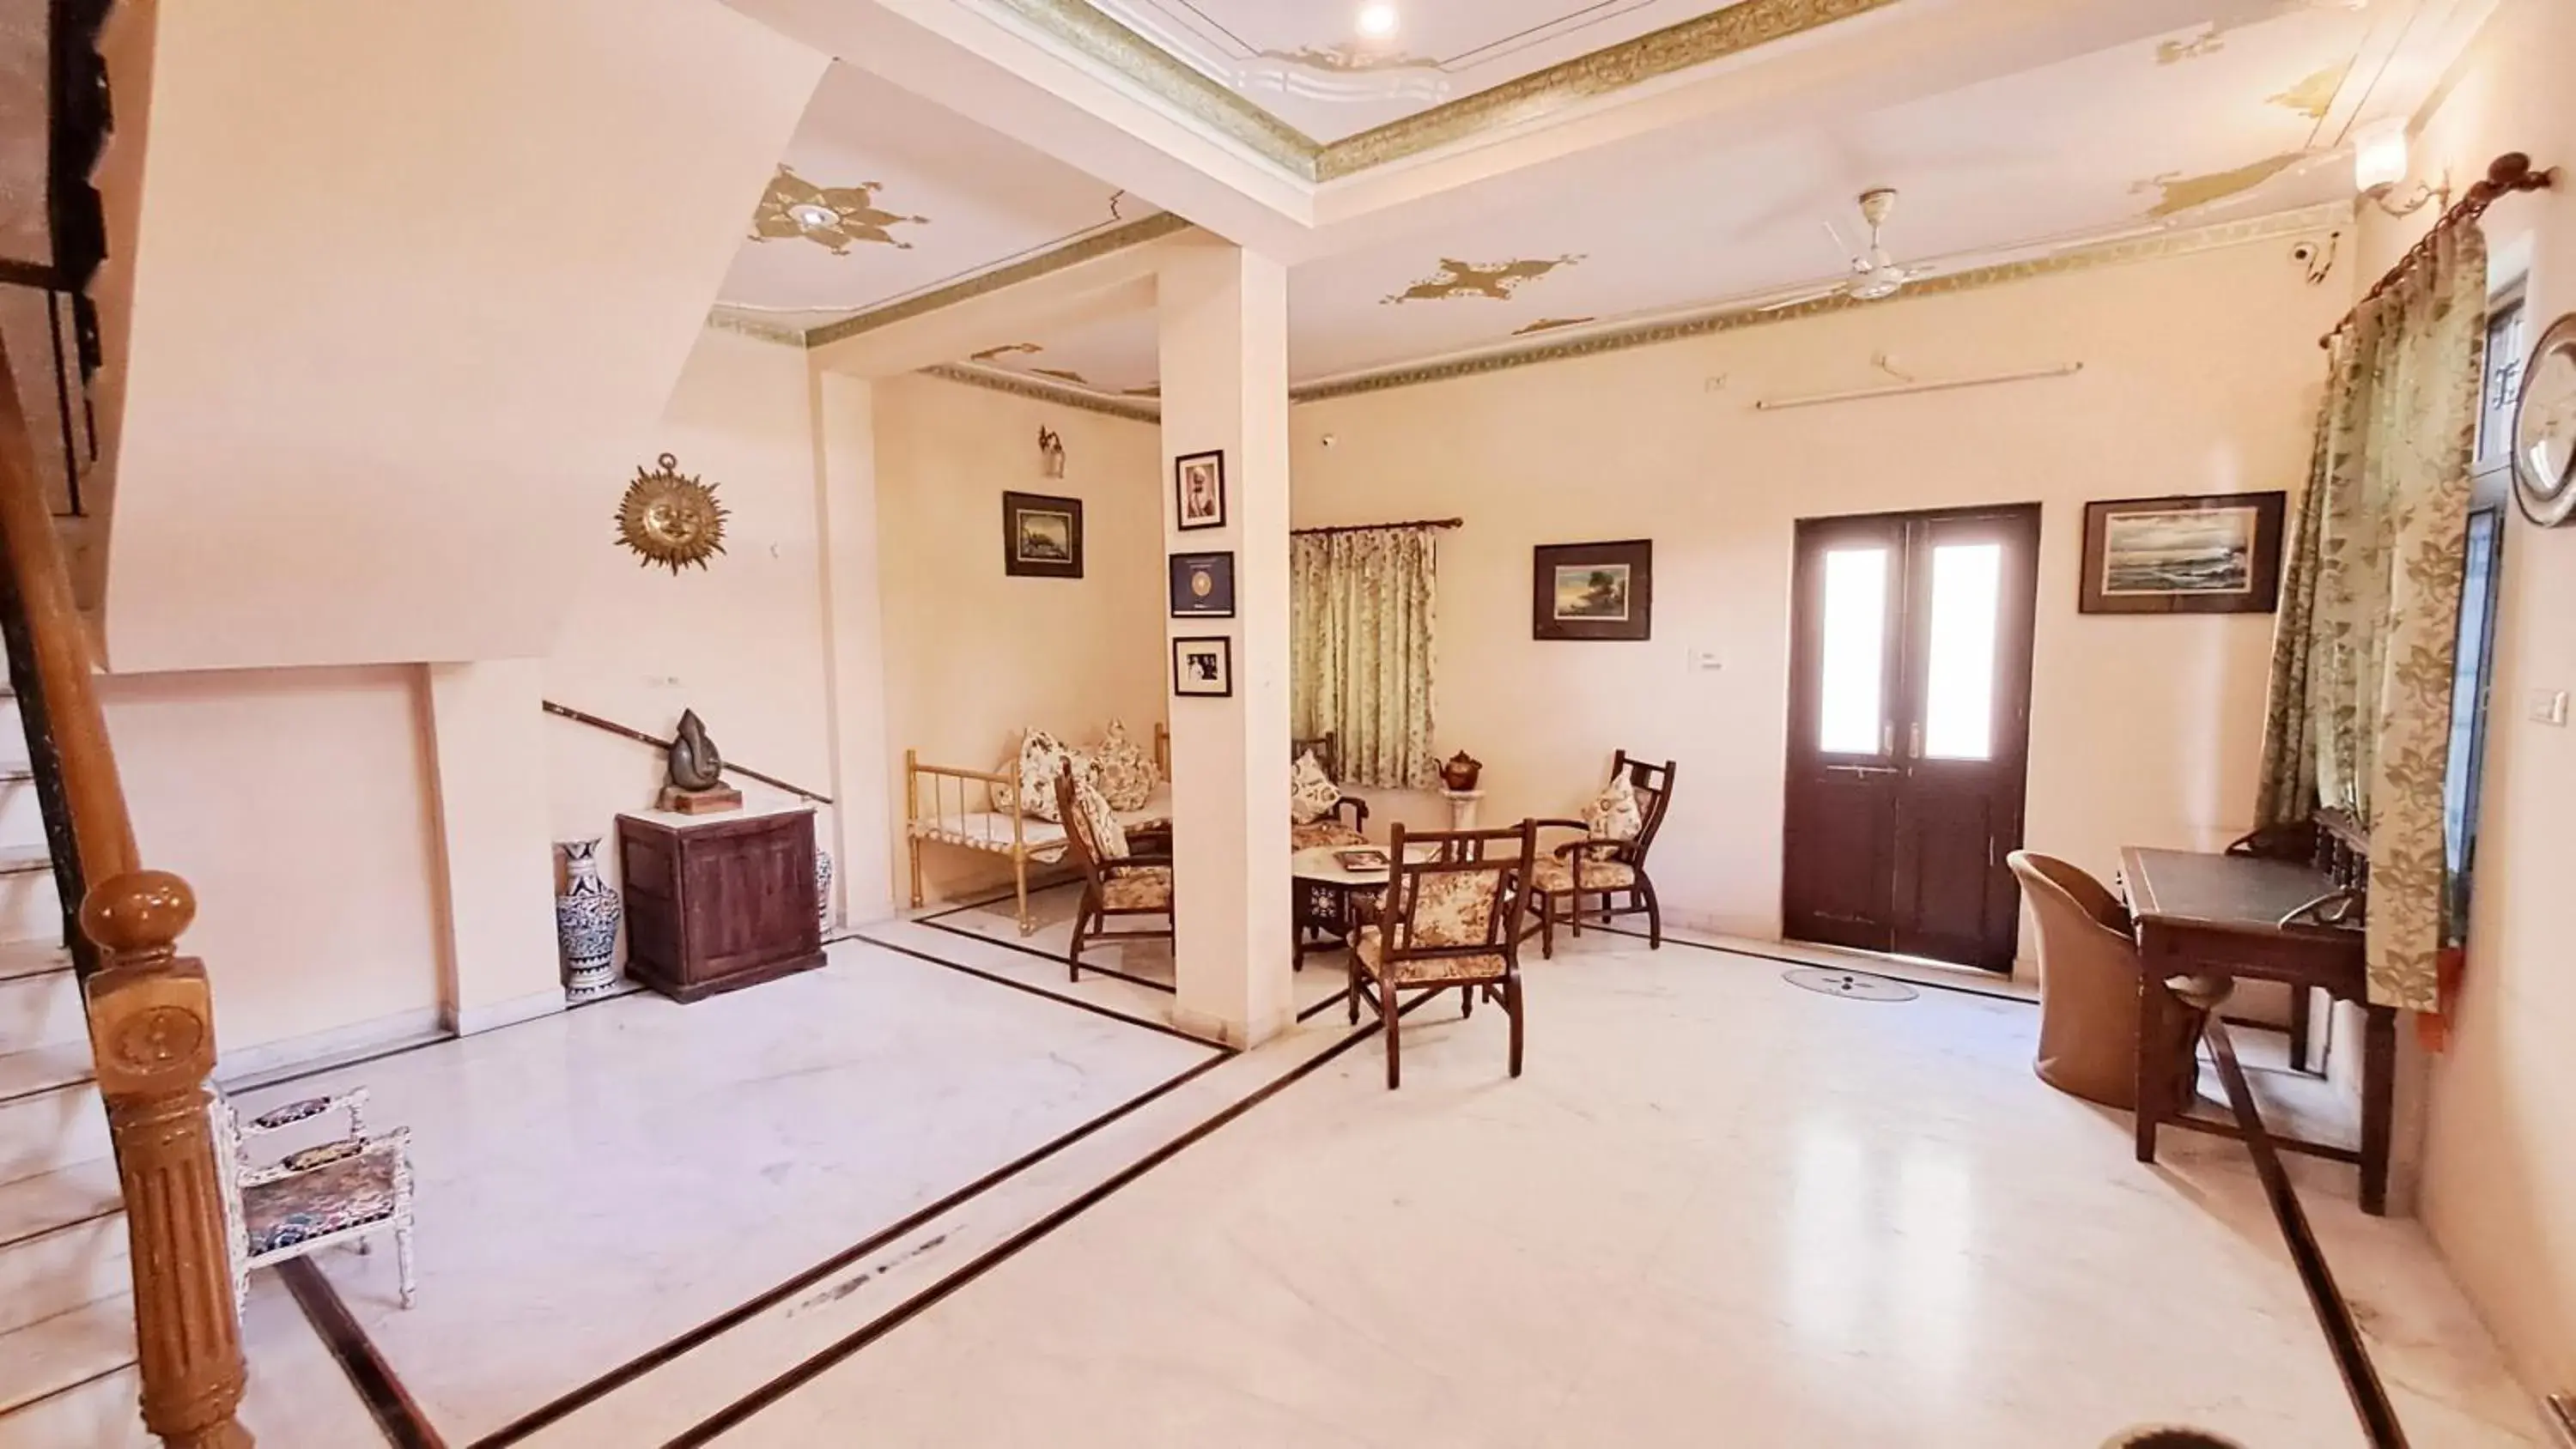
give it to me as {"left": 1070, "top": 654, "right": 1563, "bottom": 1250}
{"left": 920, "top": 361, "right": 1163, "bottom": 422}
{"left": 978, "top": 0, "right": 1902, "bottom": 183}
{"left": 705, "top": 308, "right": 811, "bottom": 349}
{"left": 1317, "top": 0, "right": 1905, "bottom": 179}
{"left": 1288, "top": 203, "right": 2352, "bottom": 403}
{"left": 805, "top": 211, "right": 1193, "bottom": 349}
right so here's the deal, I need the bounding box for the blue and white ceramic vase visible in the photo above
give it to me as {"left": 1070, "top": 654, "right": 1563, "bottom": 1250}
{"left": 814, "top": 848, "right": 835, "bottom": 931}
{"left": 556, "top": 838, "right": 623, "bottom": 1003}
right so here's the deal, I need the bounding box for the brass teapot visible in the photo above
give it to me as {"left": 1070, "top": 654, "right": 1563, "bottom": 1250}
{"left": 1437, "top": 750, "right": 1483, "bottom": 792}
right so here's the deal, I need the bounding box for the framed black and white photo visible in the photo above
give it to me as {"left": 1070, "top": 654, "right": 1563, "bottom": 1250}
{"left": 2079, "top": 492, "right": 2285, "bottom": 614}
{"left": 1533, "top": 539, "right": 1653, "bottom": 640}
{"left": 1175, "top": 450, "right": 1226, "bottom": 531}
{"left": 1172, "top": 635, "right": 1234, "bottom": 697}
{"left": 1169, "top": 551, "right": 1236, "bottom": 618}
{"left": 1002, "top": 491, "right": 1084, "bottom": 579}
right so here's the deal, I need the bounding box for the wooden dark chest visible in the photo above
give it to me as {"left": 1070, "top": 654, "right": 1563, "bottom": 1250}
{"left": 617, "top": 806, "right": 824, "bottom": 1002}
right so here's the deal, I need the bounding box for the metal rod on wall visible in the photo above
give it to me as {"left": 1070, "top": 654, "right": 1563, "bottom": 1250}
{"left": 1754, "top": 362, "right": 2083, "bottom": 412}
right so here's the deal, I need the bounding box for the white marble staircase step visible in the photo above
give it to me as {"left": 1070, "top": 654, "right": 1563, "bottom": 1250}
{"left": 0, "top": 957, "right": 82, "bottom": 1052}
{"left": 0, "top": 1046, "right": 108, "bottom": 1185}
{"left": 0, "top": 1156, "right": 119, "bottom": 1249}
{"left": 0, "top": 1194, "right": 129, "bottom": 1336}
{"left": 0, "top": 938, "right": 69, "bottom": 985}
{"left": 0, "top": 1294, "right": 136, "bottom": 1424}
{"left": 0, "top": 1362, "right": 146, "bottom": 1449}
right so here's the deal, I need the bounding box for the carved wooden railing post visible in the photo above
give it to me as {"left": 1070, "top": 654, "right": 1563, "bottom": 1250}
{"left": 82, "top": 870, "right": 252, "bottom": 1449}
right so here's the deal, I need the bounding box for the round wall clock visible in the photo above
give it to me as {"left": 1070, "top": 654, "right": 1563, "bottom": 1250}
{"left": 2512, "top": 313, "right": 2576, "bottom": 527}
{"left": 617, "top": 453, "right": 730, "bottom": 573}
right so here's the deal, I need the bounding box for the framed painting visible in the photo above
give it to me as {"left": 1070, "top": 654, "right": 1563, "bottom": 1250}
{"left": 1173, "top": 636, "right": 1234, "bottom": 697}
{"left": 1002, "top": 490, "right": 1084, "bottom": 579}
{"left": 1176, "top": 451, "right": 1226, "bottom": 531}
{"left": 1169, "top": 551, "right": 1236, "bottom": 618}
{"left": 2079, "top": 492, "right": 2286, "bottom": 614}
{"left": 1534, "top": 539, "right": 1653, "bottom": 640}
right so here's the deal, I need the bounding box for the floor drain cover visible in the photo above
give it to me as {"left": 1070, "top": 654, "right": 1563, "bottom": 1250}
{"left": 1782, "top": 967, "right": 1918, "bottom": 1002}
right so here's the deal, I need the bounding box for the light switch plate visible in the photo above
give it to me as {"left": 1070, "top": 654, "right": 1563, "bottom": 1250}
{"left": 2530, "top": 689, "right": 2568, "bottom": 726}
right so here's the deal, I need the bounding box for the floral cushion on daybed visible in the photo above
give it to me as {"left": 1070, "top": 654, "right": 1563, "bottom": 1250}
{"left": 990, "top": 722, "right": 1159, "bottom": 821}
{"left": 1091, "top": 720, "right": 1157, "bottom": 811}
{"left": 244, "top": 1151, "right": 401, "bottom": 1256}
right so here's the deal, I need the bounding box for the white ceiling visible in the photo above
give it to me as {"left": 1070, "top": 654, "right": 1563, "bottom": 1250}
{"left": 714, "top": 64, "right": 1150, "bottom": 332}
{"left": 1086, "top": 0, "right": 1748, "bottom": 142}
{"left": 715, "top": 0, "right": 2480, "bottom": 397}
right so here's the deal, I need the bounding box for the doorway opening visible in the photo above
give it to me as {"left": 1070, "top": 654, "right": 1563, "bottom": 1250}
{"left": 1783, "top": 503, "right": 2041, "bottom": 973}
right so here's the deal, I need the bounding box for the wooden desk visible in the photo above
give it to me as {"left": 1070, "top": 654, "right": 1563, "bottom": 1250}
{"left": 2120, "top": 846, "right": 2395, "bottom": 1215}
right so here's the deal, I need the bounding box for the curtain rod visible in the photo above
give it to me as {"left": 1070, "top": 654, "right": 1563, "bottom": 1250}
{"left": 1754, "top": 362, "right": 2082, "bottom": 412}
{"left": 2322, "top": 152, "right": 2555, "bottom": 349}
{"left": 1291, "top": 518, "right": 1463, "bottom": 537}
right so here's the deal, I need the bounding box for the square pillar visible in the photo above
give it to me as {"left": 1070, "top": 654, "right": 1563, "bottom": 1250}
{"left": 1157, "top": 239, "right": 1294, "bottom": 1046}
{"left": 812, "top": 369, "right": 896, "bottom": 927}
{"left": 422, "top": 658, "right": 565, "bottom": 1034}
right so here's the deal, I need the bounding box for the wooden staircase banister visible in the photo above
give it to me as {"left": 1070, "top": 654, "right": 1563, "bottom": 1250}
{"left": 1, "top": 340, "right": 250, "bottom": 1443}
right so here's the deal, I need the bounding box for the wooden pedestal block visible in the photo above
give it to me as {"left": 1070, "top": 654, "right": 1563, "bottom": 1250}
{"left": 617, "top": 804, "right": 823, "bottom": 1002}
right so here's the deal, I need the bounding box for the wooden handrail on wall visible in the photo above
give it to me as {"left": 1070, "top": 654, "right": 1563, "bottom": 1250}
{"left": 0, "top": 341, "right": 249, "bottom": 1441}
{"left": 543, "top": 699, "right": 835, "bottom": 804}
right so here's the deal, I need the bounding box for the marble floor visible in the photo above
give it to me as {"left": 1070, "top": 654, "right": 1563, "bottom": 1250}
{"left": 695, "top": 934, "right": 2543, "bottom": 1448}
{"left": 227, "top": 925, "right": 2546, "bottom": 1448}
{"left": 232, "top": 940, "right": 1220, "bottom": 1443}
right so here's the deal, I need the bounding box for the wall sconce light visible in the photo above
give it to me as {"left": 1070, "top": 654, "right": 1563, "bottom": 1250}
{"left": 1037, "top": 427, "right": 1066, "bottom": 480}
{"left": 2354, "top": 118, "right": 2450, "bottom": 217}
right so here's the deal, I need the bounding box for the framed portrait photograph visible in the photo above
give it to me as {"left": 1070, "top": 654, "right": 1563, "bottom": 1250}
{"left": 2079, "top": 492, "right": 2286, "bottom": 615}
{"left": 1169, "top": 551, "right": 1236, "bottom": 618}
{"left": 1002, "top": 491, "right": 1084, "bottom": 579}
{"left": 1175, "top": 450, "right": 1226, "bottom": 531}
{"left": 1172, "top": 635, "right": 1234, "bottom": 698}
{"left": 1533, "top": 539, "right": 1653, "bottom": 641}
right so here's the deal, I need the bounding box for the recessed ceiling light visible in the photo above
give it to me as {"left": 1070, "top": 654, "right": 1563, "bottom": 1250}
{"left": 787, "top": 203, "right": 840, "bottom": 230}
{"left": 1357, "top": 3, "right": 1399, "bottom": 39}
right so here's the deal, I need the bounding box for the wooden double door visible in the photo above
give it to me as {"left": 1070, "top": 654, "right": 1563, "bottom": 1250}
{"left": 1783, "top": 504, "right": 2040, "bottom": 972}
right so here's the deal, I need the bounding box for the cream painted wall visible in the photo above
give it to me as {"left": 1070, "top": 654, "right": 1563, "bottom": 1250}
{"left": 873, "top": 374, "right": 1168, "bottom": 903}
{"left": 1292, "top": 238, "right": 2345, "bottom": 955}
{"left": 95, "top": 0, "right": 824, "bottom": 672}
{"left": 2378, "top": 0, "right": 2576, "bottom": 1393}
{"left": 100, "top": 666, "right": 445, "bottom": 1058}
{"left": 543, "top": 326, "right": 838, "bottom": 951}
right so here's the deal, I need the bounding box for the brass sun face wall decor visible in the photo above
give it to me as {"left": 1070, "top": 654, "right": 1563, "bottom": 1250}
{"left": 749, "top": 166, "right": 930, "bottom": 253}
{"left": 617, "top": 454, "right": 730, "bottom": 575}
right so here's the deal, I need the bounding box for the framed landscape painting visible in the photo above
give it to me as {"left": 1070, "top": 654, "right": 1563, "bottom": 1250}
{"left": 2079, "top": 492, "right": 2286, "bottom": 615}
{"left": 1533, "top": 539, "right": 1653, "bottom": 640}
{"left": 1002, "top": 491, "right": 1084, "bottom": 579}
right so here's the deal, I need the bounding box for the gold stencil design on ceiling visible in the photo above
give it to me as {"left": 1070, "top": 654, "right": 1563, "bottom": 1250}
{"left": 1031, "top": 367, "right": 1094, "bottom": 385}
{"left": 749, "top": 166, "right": 929, "bottom": 254}
{"left": 2133, "top": 154, "right": 2308, "bottom": 218}
{"left": 1514, "top": 317, "right": 1595, "bottom": 336}
{"left": 970, "top": 343, "right": 1044, "bottom": 362}
{"left": 1256, "top": 42, "right": 1439, "bottom": 73}
{"left": 2268, "top": 62, "right": 2348, "bottom": 120}
{"left": 1121, "top": 383, "right": 1162, "bottom": 398}
{"left": 1384, "top": 256, "right": 1584, "bottom": 305}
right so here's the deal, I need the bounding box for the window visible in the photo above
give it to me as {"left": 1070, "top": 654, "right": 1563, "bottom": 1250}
{"left": 2478, "top": 294, "right": 2527, "bottom": 464}
{"left": 1816, "top": 547, "right": 1888, "bottom": 755}
{"left": 2445, "top": 286, "right": 2525, "bottom": 939}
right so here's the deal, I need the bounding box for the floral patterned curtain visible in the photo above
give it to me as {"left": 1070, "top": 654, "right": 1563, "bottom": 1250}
{"left": 1290, "top": 528, "right": 1437, "bottom": 790}
{"left": 2251, "top": 225, "right": 2486, "bottom": 1010}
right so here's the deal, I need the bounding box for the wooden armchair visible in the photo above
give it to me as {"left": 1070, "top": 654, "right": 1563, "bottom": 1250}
{"left": 1346, "top": 820, "right": 1536, "bottom": 1088}
{"left": 1291, "top": 731, "right": 1370, "bottom": 849}
{"left": 1056, "top": 761, "right": 1175, "bottom": 981}
{"left": 215, "top": 1086, "right": 416, "bottom": 1310}
{"left": 1528, "top": 753, "right": 1674, "bottom": 957}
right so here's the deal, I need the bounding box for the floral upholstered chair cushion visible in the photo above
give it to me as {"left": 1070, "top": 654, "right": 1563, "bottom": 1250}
{"left": 1091, "top": 720, "right": 1158, "bottom": 811}
{"left": 1099, "top": 865, "right": 1175, "bottom": 911}
{"left": 1353, "top": 867, "right": 1508, "bottom": 981}
{"left": 1070, "top": 774, "right": 1130, "bottom": 859}
{"left": 1579, "top": 774, "right": 1643, "bottom": 861}
{"left": 1291, "top": 819, "right": 1369, "bottom": 851}
{"left": 1289, "top": 749, "right": 1343, "bottom": 824}
{"left": 217, "top": 1086, "right": 417, "bottom": 1310}
{"left": 1528, "top": 857, "right": 1637, "bottom": 893}
{"left": 244, "top": 1145, "right": 404, "bottom": 1256}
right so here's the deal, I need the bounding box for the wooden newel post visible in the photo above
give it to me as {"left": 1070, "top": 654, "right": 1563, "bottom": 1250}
{"left": 82, "top": 870, "right": 252, "bottom": 1449}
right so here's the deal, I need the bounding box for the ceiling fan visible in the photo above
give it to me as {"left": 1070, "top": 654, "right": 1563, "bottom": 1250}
{"left": 1761, "top": 188, "right": 1929, "bottom": 311}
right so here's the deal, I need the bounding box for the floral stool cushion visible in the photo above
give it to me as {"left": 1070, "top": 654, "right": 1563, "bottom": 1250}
{"left": 1352, "top": 926, "right": 1507, "bottom": 985}
{"left": 1528, "top": 858, "right": 1637, "bottom": 893}
{"left": 1099, "top": 865, "right": 1175, "bottom": 912}
{"left": 245, "top": 1151, "right": 400, "bottom": 1257}
{"left": 1291, "top": 821, "right": 1368, "bottom": 851}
